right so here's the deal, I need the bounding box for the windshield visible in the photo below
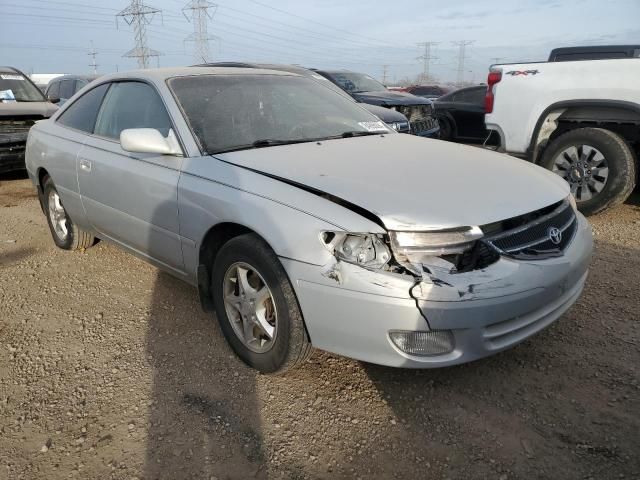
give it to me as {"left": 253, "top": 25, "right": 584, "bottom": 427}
{"left": 169, "top": 74, "right": 390, "bottom": 155}
{"left": 0, "top": 73, "right": 46, "bottom": 102}
{"left": 324, "top": 72, "right": 387, "bottom": 93}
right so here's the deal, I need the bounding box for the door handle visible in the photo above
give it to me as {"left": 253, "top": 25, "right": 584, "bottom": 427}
{"left": 79, "top": 159, "right": 92, "bottom": 173}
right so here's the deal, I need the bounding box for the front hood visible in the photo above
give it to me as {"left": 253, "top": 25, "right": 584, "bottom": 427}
{"left": 0, "top": 101, "right": 58, "bottom": 118}
{"left": 362, "top": 103, "right": 407, "bottom": 123}
{"left": 216, "top": 135, "right": 569, "bottom": 231}
{"left": 353, "top": 90, "right": 432, "bottom": 107}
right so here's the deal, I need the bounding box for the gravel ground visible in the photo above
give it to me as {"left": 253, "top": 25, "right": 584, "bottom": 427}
{"left": 0, "top": 171, "right": 638, "bottom": 480}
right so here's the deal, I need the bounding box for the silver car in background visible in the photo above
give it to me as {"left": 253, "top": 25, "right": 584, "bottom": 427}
{"left": 25, "top": 67, "right": 593, "bottom": 373}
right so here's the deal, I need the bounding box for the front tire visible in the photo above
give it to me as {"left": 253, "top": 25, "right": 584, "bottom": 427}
{"left": 211, "top": 233, "right": 313, "bottom": 374}
{"left": 43, "top": 175, "right": 95, "bottom": 250}
{"left": 539, "top": 128, "right": 636, "bottom": 215}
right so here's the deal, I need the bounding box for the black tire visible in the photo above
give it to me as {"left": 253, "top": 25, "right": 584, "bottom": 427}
{"left": 438, "top": 116, "right": 454, "bottom": 141}
{"left": 211, "top": 233, "right": 313, "bottom": 374}
{"left": 539, "top": 128, "right": 636, "bottom": 216}
{"left": 42, "top": 175, "right": 95, "bottom": 250}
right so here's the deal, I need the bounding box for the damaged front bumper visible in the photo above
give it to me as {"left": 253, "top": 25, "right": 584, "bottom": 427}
{"left": 281, "top": 213, "right": 593, "bottom": 368}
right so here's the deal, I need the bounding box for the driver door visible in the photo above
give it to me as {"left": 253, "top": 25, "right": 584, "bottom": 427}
{"left": 77, "top": 81, "right": 184, "bottom": 273}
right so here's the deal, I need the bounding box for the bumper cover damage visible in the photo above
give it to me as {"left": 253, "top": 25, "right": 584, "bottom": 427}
{"left": 283, "top": 213, "right": 593, "bottom": 368}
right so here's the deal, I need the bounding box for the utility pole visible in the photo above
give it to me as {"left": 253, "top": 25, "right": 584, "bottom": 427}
{"left": 88, "top": 41, "right": 99, "bottom": 74}
{"left": 183, "top": 0, "right": 217, "bottom": 63}
{"left": 416, "top": 41, "right": 438, "bottom": 83}
{"left": 381, "top": 64, "right": 389, "bottom": 85}
{"left": 116, "top": 0, "right": 162, "bottom": 69}
{"left": 452, "top": 40, "right": 474, "bottom": 86}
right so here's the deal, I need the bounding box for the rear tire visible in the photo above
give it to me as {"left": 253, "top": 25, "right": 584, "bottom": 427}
{"left": 211, "top": 233, "right": 313, "bottom": 374}
{"left": 539, "top": 127, "right": 636, "bottom": 215}
{"left": 438, "top": 117, "right": 453, "bottom": 141}
{"left": 43, "top": 175, "right": 95, "bottom": 250}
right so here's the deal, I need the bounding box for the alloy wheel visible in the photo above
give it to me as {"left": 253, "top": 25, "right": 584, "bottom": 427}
{"left": 223, "top": 262, "right": 278, "bottom": 353}
{"left": 48, "top": 190, "right": 69, "bottom": 241}
{"left": 552, "top": 144, "right": 609, "bottom": 202}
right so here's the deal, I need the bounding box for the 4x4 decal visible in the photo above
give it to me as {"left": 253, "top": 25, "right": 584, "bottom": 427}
{"left": 505, "top": 70, "right": 540, "bottom": 76}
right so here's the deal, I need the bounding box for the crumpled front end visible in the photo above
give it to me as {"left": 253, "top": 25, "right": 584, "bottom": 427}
{"left": 0, "top": 117, "right": 43, "bottom": 173}
{"left": 281, "top": 201, "right": 593, "bottom": 368}
{"left": 393, "top": 104, "right": 440, "bottom": 138}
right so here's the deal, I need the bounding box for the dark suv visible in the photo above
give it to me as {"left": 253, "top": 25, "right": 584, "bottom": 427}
{"left": 312, "top": 69, "right": 440, "bottom": 138}
{"left": 0, "top": 66, "right": 57, "bottom": 174}
{"left": 45, "top": 74, "right": 100, "bottom": 106}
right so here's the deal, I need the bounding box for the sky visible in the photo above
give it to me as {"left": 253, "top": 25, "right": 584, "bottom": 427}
{"left": 1, "top": 0, "right": 639, "bottom": 84}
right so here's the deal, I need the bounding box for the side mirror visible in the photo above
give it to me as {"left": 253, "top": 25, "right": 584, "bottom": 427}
{"left": 48, "top": 96, "right": 61, "bottom": 104}
{"left": 120, "top": 128, "right": 182, "bottom": 156}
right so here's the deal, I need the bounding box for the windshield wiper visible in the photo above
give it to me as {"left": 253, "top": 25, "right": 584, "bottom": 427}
{"left": 340, "top": 131, "right": 383, "bottom": 138}
{"left": 210, "top": 138, "right": 316, "bottom": 155}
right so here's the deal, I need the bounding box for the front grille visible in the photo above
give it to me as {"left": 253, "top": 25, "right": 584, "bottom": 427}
{"left": 485, "top": 201, "right": 577, "bottom": 259}
{"left": 394, "top": 105, "right": 438, "bottom": 134}
{"left": 0, "top": 117, "right": 41, "bottom": 134}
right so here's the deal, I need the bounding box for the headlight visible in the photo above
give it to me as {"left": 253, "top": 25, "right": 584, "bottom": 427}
{"left": 321, "top": 232, "right": 391, "bottom": 269}
{"left": 387, "top": 121, "right": 409, "bottom": 132}
{"left": 389, "top": 226, "right": 483, "bottom": 257}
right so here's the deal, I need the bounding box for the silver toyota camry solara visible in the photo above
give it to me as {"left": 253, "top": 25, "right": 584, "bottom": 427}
{"left": 25, "top": 67, "right": 593, "bottom": 373}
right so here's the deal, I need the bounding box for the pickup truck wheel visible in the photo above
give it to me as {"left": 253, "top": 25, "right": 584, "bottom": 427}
{"left": 540, "top": 128, "right": 636, "bottom": 215}
{"left": 43, "top": 175, "right": 95, "bottom": 250}
{"left": 211, "top": 233, "right": 313, "bottom": 374}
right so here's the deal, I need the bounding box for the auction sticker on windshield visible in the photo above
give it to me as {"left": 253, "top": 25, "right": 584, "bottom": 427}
{"left": 0, "top": 74, "right": 25, "bottom": 81}
{"left": 358, "top": 121, "right": 389, "bottom": 132}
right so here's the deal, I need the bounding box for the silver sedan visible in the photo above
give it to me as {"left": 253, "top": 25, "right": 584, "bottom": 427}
{"left": 25, "top": 67, "right": 593, "bottom": 373}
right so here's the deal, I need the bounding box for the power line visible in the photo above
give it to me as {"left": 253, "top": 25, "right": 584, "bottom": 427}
{"left": 452, "top": 40, "right": 474, "bottom": 85}
{"left": 116, "top": 0, "right": 163, "bottom": 69}
{"left": 416, "top": 41, "right": 439, "bottom": 82}
{"left": 182, "top": 0, "right": 217, "bottom": 63}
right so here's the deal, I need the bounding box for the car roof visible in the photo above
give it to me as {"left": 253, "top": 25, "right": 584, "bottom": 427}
{"left": 0, "top": 66, "right": 19, "bottom": 74}
{"left": 197, "top": 62, "right": 314, "bottom": 75}
{"left": 51, "top": 74, "right": 100, "bottom": 81}
{"left": 95, "top": 67, "right": 298, "bottom": 84}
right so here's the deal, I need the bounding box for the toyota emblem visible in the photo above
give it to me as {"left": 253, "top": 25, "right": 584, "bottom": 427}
{"left": 548, "top": 226, "right": 562, "bottom": 245}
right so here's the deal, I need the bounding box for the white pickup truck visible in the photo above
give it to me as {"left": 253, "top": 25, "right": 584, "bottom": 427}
{"left": 485, "top": 57, "right": 640, "bottom": 215}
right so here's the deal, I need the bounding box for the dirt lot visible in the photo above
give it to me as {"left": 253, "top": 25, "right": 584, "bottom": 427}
{"left": 0, "top": 171, "right": 638, "bottom": 480}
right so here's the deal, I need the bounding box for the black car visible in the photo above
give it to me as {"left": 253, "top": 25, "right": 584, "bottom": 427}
{"left": 0, "top": 66, "right": 58, "bottom": 174}
{"left": 312, "top": 69, "right": 440, "bottom": 138}
{"left": 45, "top": 74, "right": 100, "bottom": 106}
{"left": 196, "top": 62, "right": 411, "bottom": 133}
{"left": 434, "top": 85, "right": 497, "bottom": 144}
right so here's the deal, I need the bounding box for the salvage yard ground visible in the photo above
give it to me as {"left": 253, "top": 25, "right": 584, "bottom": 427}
{"left": 0, "top": 171, "right": 639, "bottom": 480}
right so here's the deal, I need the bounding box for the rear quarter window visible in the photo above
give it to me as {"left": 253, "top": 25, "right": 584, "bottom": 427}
{"left": 57, "top": 83, "right": 110, "bottom": 133}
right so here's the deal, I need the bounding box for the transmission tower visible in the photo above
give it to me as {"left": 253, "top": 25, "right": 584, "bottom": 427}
{"left": 382, "top": 64, "right": 390, "bottom": 85}
{"left": 416, "top": 41, "right": 439, "bottom": 83}
{"left": 88, "top": 41, "right": 99, "bottom": 74}
{"left": 183, "top": 0, "right": 218, "bottom": 63}
{"left": 491, "top": 57, "right": 505, "bottom": 65}
{"left": 116, "top": 0, "right": 162, "bottom": 69}
{"left": 452, "top": 40, "right": 474, "bottom": 85}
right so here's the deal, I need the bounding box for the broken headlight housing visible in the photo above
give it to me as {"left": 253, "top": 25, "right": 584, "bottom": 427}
{"left": 389, "top": 227, "right": 483, "bottom": 262}
{"left": 321, "top": 232, "right": 391, "bottom": 269}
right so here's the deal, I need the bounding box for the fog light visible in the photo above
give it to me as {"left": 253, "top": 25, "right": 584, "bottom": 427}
{"left": 389, "top": 330, "right": 455, "bottom": 356}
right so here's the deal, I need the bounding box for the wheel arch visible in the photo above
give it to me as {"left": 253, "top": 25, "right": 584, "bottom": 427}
{"left": 528, "top": 100, "right": 640, "bottom": 164}
{"left": 196, "top": 222, "right": 272, "bottom": 312}
{"left": 35, "top": 167, "right": 50, "bottom": 213}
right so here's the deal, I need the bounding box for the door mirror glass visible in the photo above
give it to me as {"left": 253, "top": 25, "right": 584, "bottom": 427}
{"left": 48, "top": 96, "right": 61, "bottom": 104}
{"left": 120, "top": 128, "right": 181, "bottom": 156}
